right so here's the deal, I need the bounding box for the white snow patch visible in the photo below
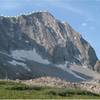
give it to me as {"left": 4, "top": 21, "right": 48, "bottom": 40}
{"left": 70, "top": 65, "right": 100, "bottom": 80}
{"left": 8, "top": 60, "right": 26, "bottom": 66}
{"left": 56, "top": 62, "right": 86, "bottom": 80}
{"left": 73, "top": 56, "right": 81, "bottom": 62}
{"left": 16, "top": 73, "right": 19, "bottom": 75}
{"left": 11, "top": 49, "right": 50, "bottom": 64}
{"left": 74, "top": 36, "right": 77, "bottom": 40}
{"left": 8, "top": 60, "right": 31, "bottom": 72}
{"left": 83, "top": 65, "right": 87, "bottom": 68}
{"left": 81, "top": 22, "right": 87, "bottom": 27}
{"left": 36, "top": 19, "right": 41, "bottom": 26}
{"left": 25, "top": 40, "right": 29, "bottom": 43}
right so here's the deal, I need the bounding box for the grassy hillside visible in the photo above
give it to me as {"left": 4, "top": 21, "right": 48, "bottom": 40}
{"left": 0, "top": 80, "right": 100, "bottom": 99}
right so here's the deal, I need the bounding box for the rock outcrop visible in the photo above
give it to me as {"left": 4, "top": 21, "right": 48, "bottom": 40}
{"left": 94, "top": 61, "right": 100, "bottom": 72}
{"left": 22, "top": 76, "right": 100, "bottom": 94}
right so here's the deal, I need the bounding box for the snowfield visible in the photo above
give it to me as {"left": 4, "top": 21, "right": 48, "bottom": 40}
{"left": 8, "top": 60, "right": 31, "bottom": 72}
{"left": 0, "top": 49, "right": 99, "bottom": 81}
{"left": 56, "top": 62, "right": 86, "bottom": 80}
{"left": 10, "top": 49, "right": 86, "bottom": 80}
{"left": 11, "top": 49, "right": 50, "bottom": 64}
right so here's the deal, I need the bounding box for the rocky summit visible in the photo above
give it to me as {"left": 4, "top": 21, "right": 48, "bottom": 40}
{"left": 0, "top": 11, "right": 99, "bottom": 81}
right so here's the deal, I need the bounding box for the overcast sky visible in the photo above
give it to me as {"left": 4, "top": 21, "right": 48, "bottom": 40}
{"left": 0, "top": 0, "right": 100, "bottom": 59}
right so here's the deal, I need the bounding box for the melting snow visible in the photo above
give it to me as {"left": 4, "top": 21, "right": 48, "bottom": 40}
{"left": 8, "top": 60, "right": 31, "bottom": 72}
{"left": 56, "top": 62, "right": 86, "bottom": 80}
{"left": 11, "top": 49, "right": 50, "bottom": 64}
{"left": 8, "top": 60, "right": 26, "bottom": 66}
{"left": 25, "top": 40, "right": 29, "bottom": 43}
{"left": 83, "top": 65, "right": 87, "bottom": 68}
{"left": 1, "top": 50, "right": 86, "bottom": 80}
{"left": 74, "top": 37, "right": 77, "bottom": 40}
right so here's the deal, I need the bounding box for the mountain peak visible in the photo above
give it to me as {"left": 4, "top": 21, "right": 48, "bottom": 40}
{"left": 0, "top": 11, "right": 99, "bottom": 80}
{"left": 0, "top": 11, "right": 54, "bottom": 19}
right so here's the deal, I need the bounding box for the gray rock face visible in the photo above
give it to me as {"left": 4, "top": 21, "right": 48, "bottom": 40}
{"left": 0, "top": 11, "right": 99, "bottom": 80}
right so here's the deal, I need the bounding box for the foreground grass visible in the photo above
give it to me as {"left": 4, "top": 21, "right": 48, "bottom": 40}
{"left": 0, "top": 80, "right": 100, "bottom": 99}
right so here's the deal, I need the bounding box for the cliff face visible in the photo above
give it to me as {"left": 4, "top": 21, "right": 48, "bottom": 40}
{"left": 0, "top": 12, "right": 99, "bottom": 80}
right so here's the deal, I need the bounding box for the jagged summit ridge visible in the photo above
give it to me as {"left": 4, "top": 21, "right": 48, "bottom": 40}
{"left": 0, "top": 10, "right": 49, "bottom": 18}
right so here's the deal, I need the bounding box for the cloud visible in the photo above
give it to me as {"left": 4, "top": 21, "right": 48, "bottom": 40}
{"left": 81, "top": 22, "right": 87, "bottom": 27}
{"left": 25, "top": 0, "right": 59, "bottom": 3}
{"left": 64, "top": 6, "right": 92, "bottom": 20}
{"left": 0, "top": 0, "right": 96, "bottom": 22}
{"left": 0, "top": 0, "right": 59, "bottom": 10}
{"left": 46, "top": 1, "right": 95, "bottom": 21}
{"left": 89, "top": 26, "right": 95, "bottom": 30}
{"left": 59, "top": 4, "right": 82, "bottom": 15}
{"left": 0, "top": 0, "right": 21, "bottom": 10}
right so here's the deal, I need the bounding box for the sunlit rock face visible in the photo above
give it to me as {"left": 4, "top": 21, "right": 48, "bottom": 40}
{"left": 94, "top": 61, "right": 100, "bottom": 72}
{"left": 0, "top": 11, "right": 99, "bottom": 80}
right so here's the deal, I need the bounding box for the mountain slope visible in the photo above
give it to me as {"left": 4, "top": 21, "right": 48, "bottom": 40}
{"left": 0, "top": 11, "right": 99, "bottom": 81}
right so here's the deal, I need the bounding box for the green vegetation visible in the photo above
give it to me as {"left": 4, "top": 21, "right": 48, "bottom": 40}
{"left": 0, "top": 80, "right": 100, "bottom": 99}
